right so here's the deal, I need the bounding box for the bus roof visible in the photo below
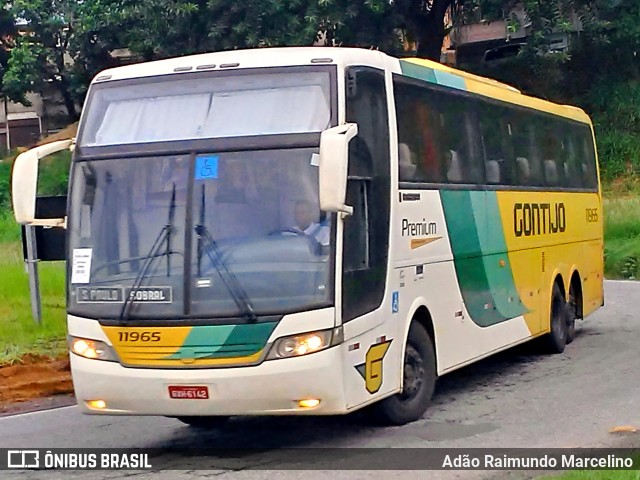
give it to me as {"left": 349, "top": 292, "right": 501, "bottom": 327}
{"left": 92, "top": 47, "right": 591, "bottom": 126}
{"left": 399, "top": 58, "right": 591, "bottom": 125}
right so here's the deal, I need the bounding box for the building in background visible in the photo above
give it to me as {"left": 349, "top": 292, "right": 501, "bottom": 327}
{"left": 444, "top": 3, "right": 582, "bottom": 67}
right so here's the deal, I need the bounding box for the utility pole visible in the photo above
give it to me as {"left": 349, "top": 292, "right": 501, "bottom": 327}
{"left": 4, "top": 96, "right": 9, "bottom": 152}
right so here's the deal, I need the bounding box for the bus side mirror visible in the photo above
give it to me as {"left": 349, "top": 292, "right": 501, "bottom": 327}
{"left": 319, "top": 123, "right": 358, "bottom": 215}
{"left": 12, "top": 139, "right": 74, "bottom": 227}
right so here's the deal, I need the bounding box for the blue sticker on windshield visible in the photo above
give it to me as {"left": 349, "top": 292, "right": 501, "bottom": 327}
{"left": 195, "top": 156, "right": 219, "bottom": 180}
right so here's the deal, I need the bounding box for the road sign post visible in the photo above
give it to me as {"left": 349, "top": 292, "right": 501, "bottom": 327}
{"left": 24, "top": 224, "right": 42, "bottom": 324}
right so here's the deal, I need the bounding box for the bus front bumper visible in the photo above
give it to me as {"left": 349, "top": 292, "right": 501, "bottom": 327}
{"left": 70, "top": 346, "right": 347, "bottom": 416}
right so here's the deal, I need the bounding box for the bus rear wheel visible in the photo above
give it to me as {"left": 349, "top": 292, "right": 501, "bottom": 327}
{"left": 566, "top": 285, "right": 579, "bottom": 345}
{"left": 543, "top": 283, "right": 569, "bottom": 354}
{"left": 174, "top": 416, "right": 230, "bottom": 429}
{"left": 370, "top": 322, "right": 436, "bottom": 426}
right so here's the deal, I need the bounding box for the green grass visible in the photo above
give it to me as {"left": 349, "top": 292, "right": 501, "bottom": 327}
{"left": 0, "top": 227, "right": 67, "bottom": 365}
{"left": 0, "top": 140, "right": 71, "bottom": 366}
{"left": 603, "top": 195, "right": 640, "bottom": 279}
{"left": 537, "top": 452, "right": 640, "bottom": 480}
{"left": 540, "top": 470, "right": 640, "bottom": 480}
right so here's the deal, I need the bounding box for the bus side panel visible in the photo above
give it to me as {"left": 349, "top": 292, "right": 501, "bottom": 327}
{"left": 393, "top": 189, "right": 533, "bottom": 373}
{"left": 583, "top": 238, "right": 605, "bottom": 316}
{"left": 341, "top": 315, "right": 403, "bottom": 410}
{"left": 394, "top": 189, "right": 484, "bottom": 369}
{"left": 495, "top": 190, "right": 603, "bottom": 324}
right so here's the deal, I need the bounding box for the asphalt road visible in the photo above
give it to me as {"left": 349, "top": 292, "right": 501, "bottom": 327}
{"left": 1, "top": 280, "right": 639, "bottom": 480}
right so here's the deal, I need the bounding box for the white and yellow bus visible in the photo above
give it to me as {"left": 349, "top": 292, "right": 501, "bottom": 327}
{"left": 12, "top": 47, "right": 603, "bottom": 427}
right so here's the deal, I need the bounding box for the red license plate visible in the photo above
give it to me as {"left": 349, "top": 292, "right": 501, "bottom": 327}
{"left": 168, "top": 386, "right": 209, "bottom": 399}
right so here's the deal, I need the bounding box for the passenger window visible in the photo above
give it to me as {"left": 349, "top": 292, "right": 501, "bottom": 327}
{"left": 560, "top": 129, "right": 580, "bottom": 188}
{"left": 438, "top": 94, "right": 483, "bottom": 184}
{"left": 511, "top": 115, "right": 543, "bottom": 186}
{"left": 539, "top": 119, "right": 564, "bottom": 187}
{"left": 575, "top": 126, "right": 598, "bottom": 189}
{"left": 479, "top": 104, "right": 510, "bottom": 185}
{"left": 394, "top": 79, "right": 445, "bottom": 183}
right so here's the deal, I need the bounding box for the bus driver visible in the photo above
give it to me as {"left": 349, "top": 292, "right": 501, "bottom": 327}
{"left": 292, "top": 200, "right": 330, "bottom": 247}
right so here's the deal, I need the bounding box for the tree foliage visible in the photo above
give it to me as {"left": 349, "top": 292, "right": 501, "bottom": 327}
{"left": 0, "top": 0, "right": 464, "bottom": 120}
{"left": 3, "top": 0, "right": 124, "bottom": 120}
{"left": 0, "top": 2, "right": 16, "bottom": 100}
{"left": 1, "top": 0, "right": 640, "bottom": 128}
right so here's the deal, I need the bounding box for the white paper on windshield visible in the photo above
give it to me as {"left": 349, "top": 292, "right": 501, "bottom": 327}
{"left": 71, "top": 248, "right": 93, "bottom": 284}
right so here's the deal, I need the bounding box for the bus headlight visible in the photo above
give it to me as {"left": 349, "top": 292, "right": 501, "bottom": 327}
{"left": 68, "top": 336, "right": 118, "bottom": 362}
{"left": 266, "top": 327, "right": 343, "bottom": 360}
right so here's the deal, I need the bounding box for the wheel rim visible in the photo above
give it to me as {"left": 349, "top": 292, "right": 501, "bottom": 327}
{"left": 399, "top": 344, "right": 424, "bottom": 402}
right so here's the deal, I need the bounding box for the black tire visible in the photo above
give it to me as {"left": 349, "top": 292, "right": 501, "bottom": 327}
{"left": 173, "top": 416, "right": 230, "bottom": 429}
{"left": 370, "top": 322, "right": 436, "bottom": 426}
{"left": 566, "top": 285, "right": 579, "bottom": 345}
{"left": 543, "top": 283, "right": 569, "bottom": 353}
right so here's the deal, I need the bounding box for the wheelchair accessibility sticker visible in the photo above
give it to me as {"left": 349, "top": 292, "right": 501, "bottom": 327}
{"left": 392, "top": 291, "right": 399, "bottom": 314}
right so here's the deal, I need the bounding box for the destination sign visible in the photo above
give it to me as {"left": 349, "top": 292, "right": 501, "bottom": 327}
{"left": 76, "top": 287, "right": 172, "bottom": 303}
{"left": 77, "top": 287, "right": 124, "bottom": 303}
{"left": 125, "top": 287, "right": 172, "bottom": 303}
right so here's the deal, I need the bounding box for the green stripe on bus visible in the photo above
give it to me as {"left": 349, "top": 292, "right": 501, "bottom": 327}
{"left": 164, "top": 322, "right": 277, "bottom": 360}
{"left": 440, "top": 190, "right": 527, "bottom": 327}
{"left": 433, "top": 70, "right": 467, "bottom": 91}
{"left": 399, "top": 60, "right": 467, "bottom": 91}
{"left": 484, "top": 191, "right": 529, "bottom": 319}
{"left": 399, "top": 61, "right": 437, "bottom": 84}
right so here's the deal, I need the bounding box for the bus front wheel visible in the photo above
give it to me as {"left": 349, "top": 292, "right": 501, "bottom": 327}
{"left": 174, "top": 416, "right": 230, "bottom": 429}
{"left": 370, "top": 322, "right": 436, "bottom": 426}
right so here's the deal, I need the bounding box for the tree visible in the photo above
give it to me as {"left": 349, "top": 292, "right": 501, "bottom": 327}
{"left": 113, "top": 0, "right": 458, "bottom": 62}
{"left": 0, "top": 2, "right": 16, "bottom": 100}
{"left": 3, "top": 0, "right": 123, "bottom": 121}
{"left": 387, "top": 0, "right": 456, "bottom": 60}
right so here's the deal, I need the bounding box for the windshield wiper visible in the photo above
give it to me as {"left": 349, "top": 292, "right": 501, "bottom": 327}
{"left": 195, "top": 184, "right": 257, "bottom": 322}
{"left": 118, "top": 183, "right": 176, "bottom": 323}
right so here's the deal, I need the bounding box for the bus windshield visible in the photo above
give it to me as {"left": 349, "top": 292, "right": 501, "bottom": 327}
{"left": 79, "top": 70, "right": 332, "bottom": 146}
{"left": 67, "top": 148, "right": 333, "bottom": 320}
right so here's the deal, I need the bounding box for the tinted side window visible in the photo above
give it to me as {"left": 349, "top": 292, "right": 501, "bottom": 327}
{"left": 575, "top": 125, "right": 598, "bottom": 189}
{"left": 559, "top": 125, "right": 581, "bottom": 188}
{"left": 479, "top": 103, "right": 512, "bottom": 185}
{"left": 438, "top": 94, "right": 483, "bottom": 184}
{"left": 394, "top": 80, "right": 445, "bottom": 183}
{"left": 538, "top": 118, "right": 565, "bottom": 187}
{"left": 511, "top": 113, "right": 544, "bottom": 186}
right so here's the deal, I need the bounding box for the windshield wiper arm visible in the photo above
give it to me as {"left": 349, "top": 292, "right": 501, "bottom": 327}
{"left": 195, "top": 184, "right": 257, "bottom": 322}
{"left": 118, "top": 183, "right": 176, "bottom": 323}
{"left": 166, "top": 184, "right": 176, "bottom": 277}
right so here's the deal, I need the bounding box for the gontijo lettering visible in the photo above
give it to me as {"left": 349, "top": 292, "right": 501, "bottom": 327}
{"left": 513, "top": 203, "right": 566, "bottom": 237}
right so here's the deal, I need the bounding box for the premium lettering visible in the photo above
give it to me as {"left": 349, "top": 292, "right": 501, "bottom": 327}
{"left": 402, "top": 218, "right": 437, "bottom": 236}
{"left": 514, "top": 203, "right": 566, "bottom": 237}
